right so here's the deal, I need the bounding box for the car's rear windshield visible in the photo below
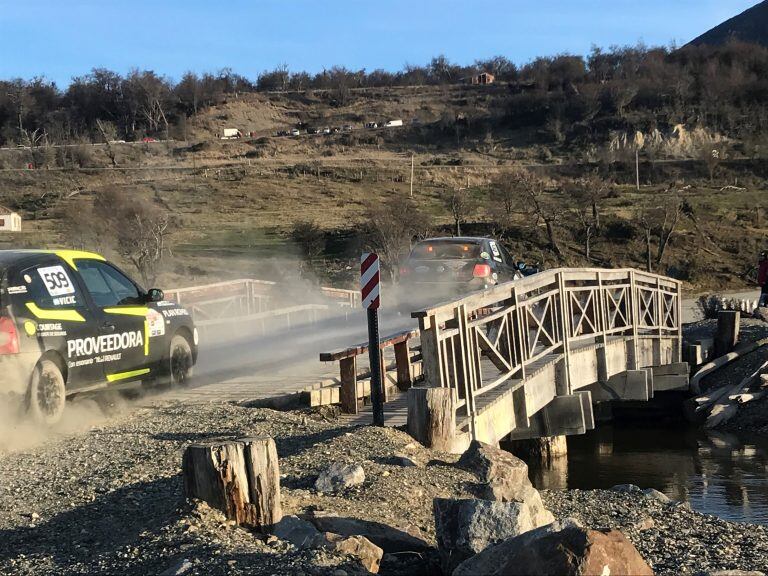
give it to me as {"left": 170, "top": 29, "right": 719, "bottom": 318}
{"left": 410, "top": 241, "right": 482, "bottom": 260}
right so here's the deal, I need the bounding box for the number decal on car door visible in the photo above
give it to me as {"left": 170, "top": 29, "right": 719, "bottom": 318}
{"left": 37, "top": 265, "right": 75, "bottom": 297}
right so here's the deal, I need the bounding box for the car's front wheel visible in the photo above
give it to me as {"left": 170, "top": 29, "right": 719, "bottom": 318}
{"left": 169, "top": 333, "right": 194, "bottom": 387}
{"left": 27, "top": 358, "right": 66, "bottom": 425}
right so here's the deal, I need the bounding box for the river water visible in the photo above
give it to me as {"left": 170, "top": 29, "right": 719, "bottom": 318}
{"left": 530, "top": 424, "right": 768, "bottom": 524}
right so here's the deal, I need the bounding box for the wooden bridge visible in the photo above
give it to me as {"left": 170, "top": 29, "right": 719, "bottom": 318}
{"left": 406, "top": 268, "right": 688, "bottom": 452}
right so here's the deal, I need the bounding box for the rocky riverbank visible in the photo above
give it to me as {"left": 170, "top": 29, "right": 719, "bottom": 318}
{"left": 1, "top": 399, "right": 766, "bottom": 575}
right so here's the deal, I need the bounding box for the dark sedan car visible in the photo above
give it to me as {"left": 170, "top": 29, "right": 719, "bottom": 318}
{"left": 397, "top": 237, "right": 537, "bottom": 310}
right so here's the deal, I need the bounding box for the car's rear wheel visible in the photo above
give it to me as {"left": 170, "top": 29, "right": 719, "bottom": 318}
{"left": 27, "top": 359, "right": 66, "bottom": 425}
{"left": 170, "top": 334, "right": 194, "bottom": 387}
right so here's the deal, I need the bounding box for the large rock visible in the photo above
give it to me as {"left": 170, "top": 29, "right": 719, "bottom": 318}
{"left": 453, "top": 519, "right": 653, "bottom": 576}
{"left": 457, "top": 441, "right": 533, "bottom": 502}
{"left": 315, "top": 532, "right": 384, "bottom": 574}
{"left": 434, "top": 498, "right": 552, "bottom": 574}
{"left": 315, "top": 462, "right": 365, "bottom": 493}
{"left": 272, "top": 515, "right": 320, "bottom": 550}
{"left": 301, "top": 510, "right": 430, "bottom": 552}
{"left": 455, "top": 441, "right": 554, "bottom": 527}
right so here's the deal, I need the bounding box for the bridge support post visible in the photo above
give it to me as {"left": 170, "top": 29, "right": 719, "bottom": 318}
{"left": 394, "top": 341, "right": 412, "bottom": 389}
{"left": 407, "top": 387, "right": 456, "bottom": 452}
{"left": 339, "top": 357, "right": 358, "bottom": 414}
{"left": 715, "top": 310, "right": 740, "bottom": 357}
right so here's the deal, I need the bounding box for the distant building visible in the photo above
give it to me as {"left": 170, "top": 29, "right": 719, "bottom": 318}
{"left": 465, "top": 72, "right": 495, "bottom": 85}
{"left": 0, "top": 206, "right": 22, "bottom": 232}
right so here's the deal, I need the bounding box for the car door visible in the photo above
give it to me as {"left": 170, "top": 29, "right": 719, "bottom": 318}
{"left": 74, "top": 259, "right": 150, "bottom": 383}
{"left": 10, "top": 258, "right": 103, "bottom": 386}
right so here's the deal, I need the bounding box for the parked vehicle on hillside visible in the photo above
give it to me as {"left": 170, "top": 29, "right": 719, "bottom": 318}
{"left": 0, "top": 250, "right": 197, "bottom": 424}
{"left": 342, "top": 125, "right": 354, "bottom": 132}
{"left": 290, "top": 128, "right": 301, "bottom": 136}
{"left": 221, "top": 128, "right": 243, "bottom": 139}
{"left": 365, "top": 122, "right": 378, "bottom": 129}
{"left": 384, "top": 119, "right": 403, "bottom": 128}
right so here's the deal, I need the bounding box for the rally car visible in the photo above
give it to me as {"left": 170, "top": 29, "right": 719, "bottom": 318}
{"left": 396, "top": 237, "right": 539, "bottom": 312}
{"left": 0, "top": 250, "right": 198, "bottom": 424}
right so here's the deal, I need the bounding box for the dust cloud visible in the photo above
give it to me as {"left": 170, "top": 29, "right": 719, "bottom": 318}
{"left": 0, "top": 254, "right": 449, "bottom": 453}
{"left": 0, "top": 392, "right": 127, "bottom": 454}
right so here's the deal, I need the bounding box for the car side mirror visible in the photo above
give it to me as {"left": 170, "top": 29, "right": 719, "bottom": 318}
{"left": 147, "top": 288, "right": 164, "bottom": 302}
{"left": 516, "top": 261, "right": 525, "bottom": 270}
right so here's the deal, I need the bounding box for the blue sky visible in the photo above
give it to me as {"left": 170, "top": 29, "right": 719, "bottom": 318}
{"left": 0, "top": 0, "right": 760, "bottom": 86}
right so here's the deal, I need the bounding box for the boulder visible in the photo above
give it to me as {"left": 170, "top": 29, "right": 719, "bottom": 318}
{"left": 301, "top": 511, "right": 431, "bottom": 553}
{"left": 272, "top": 515, "right": 320, "bottom": 550}
{"left": 392, "top": 453, "right": 420, "bottom": 467}
{"left": 160, "top": 558, "right": 193, "bottom": 576}
{"left": 434, "top": 498, "right": 552, "bottom": 574}
{"left": 453, "top": 519, "right": 653, "bottom": 576}
{"left": 642, "top": 488, "right": 671, "bottom": 503}
{"left": 315, "top": 532, "right": 384, "bottom": 574}
{"left": 315, "top": 463, "right": 365, "bottom": 493}
{"left": 611, "top": 483, "right": 642, "bottom": 494}
{"left": 457, "top": 441, "right": 531, "bottom": 501}
{"left": 455, "top": 441, "right": 554, "bottom": 527}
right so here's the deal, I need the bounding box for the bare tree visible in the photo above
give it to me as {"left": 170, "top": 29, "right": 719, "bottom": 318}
{"left": 512, "top": 169, "right": 564, "bottom": 258}
{"left": 576, "top": 206, "right": 596, "bottom": 261}
{"left": 365, "top": 196, "right": 431, "bottom": 281}
{"left": 96, "top": 119, "right": 118, "bottom": 167}
{"left": 93, "top": 190, "right": 172, "bottom": 286}
{"left": 489, "top": 172, "right": 519, "bottom": 230}
{"left": 443, "top": 187, "right": 476, "bottom": 236}
{"left": 635, "top": 192, "right": 684, "bottom": 272}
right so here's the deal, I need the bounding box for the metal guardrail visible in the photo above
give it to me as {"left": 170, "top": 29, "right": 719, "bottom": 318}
{"left": 412, "top": 268, "right": 683, "bottom": 432}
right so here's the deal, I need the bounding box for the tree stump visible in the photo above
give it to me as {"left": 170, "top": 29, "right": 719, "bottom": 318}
{"left": 182, "top": 436, "right": 282, "bottom": 530}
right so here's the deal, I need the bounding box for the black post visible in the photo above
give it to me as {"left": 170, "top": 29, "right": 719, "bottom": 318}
{"left": 367, "top": 308, "right": 385, "bottom": 426}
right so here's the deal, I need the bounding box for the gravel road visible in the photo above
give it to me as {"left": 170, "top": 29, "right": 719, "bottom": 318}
{"left": 1, "top": 398, "right": 767, "bottom": 575}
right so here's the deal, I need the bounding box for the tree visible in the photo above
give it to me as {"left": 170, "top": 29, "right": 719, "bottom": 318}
{"left": 635, "top": 192, "right": 684, "bottom": 272}
{"left": 489, "top": 174, "right": 518, "bottom": 230}
{"left": 93, "top": 190, "right": 173, "bottom": 286}
{"left": 443, "top": 187, "right": 476, "bottom": 236}
{"left": 511, "top": 169, "right": 564, "bottom": 258}
{"left": 364, "top": 196, "right": 430, "bottom": 281}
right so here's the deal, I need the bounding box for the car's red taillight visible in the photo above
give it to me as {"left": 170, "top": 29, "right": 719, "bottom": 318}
{"left": 0, "top": 317, "right": 19, "bottom": 355}
{"left": 473, "top": 263, "right": 492, "bottom": 278}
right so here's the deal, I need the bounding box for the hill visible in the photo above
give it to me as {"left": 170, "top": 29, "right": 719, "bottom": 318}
{"left": 689, "top": 1, "right": 768, "bottom": 46}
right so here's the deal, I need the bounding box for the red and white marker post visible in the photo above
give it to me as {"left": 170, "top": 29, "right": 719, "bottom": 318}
{"left": 361, "top": 252, "right": 384, "bottom": 426}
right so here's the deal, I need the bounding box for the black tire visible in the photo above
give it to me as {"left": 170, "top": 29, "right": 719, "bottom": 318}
{"left": 169, "top": 333, "right": 194, "bottom": 387}
{"left": 27, "top": 359, "right": 66, "bottom": 425}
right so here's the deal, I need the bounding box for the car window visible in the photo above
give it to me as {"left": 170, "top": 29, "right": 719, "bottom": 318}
{"left": 77, "top": 260, "right": 142, "bottom": 307}
{"left": 11, "top": 263, "right": 85, "bottom": 308}
{"left": 499, "top": 245, "right": 515, "bottom": 266}
{"left": 410, "top": 241, "right": 481, "bottom": 260}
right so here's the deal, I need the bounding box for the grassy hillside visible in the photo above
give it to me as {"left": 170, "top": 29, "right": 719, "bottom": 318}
{"left": 0, "top": 84, "right": 766, "bottom": 295}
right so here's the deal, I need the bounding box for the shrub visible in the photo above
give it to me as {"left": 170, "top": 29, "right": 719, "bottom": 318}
{"left": 696, "top": 295, "right": 722, "bottom": 319}
{"left": 291, "top": 220, "right": 326, "bottom": 261}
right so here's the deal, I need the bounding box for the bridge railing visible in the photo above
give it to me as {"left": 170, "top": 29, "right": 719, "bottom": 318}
{"left": 319, "top": 329, "right": 420, "bottom": 413}
{"left": 164, "top": 279, "right": 275, "bottom": 320}
{"left": 412, "top": 268, "right": 682, "bottom": 430}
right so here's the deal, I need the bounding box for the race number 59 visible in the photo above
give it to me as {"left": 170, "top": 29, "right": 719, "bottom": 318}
{"left": 37, "top": 265, "right": 75, "bottom": 297}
